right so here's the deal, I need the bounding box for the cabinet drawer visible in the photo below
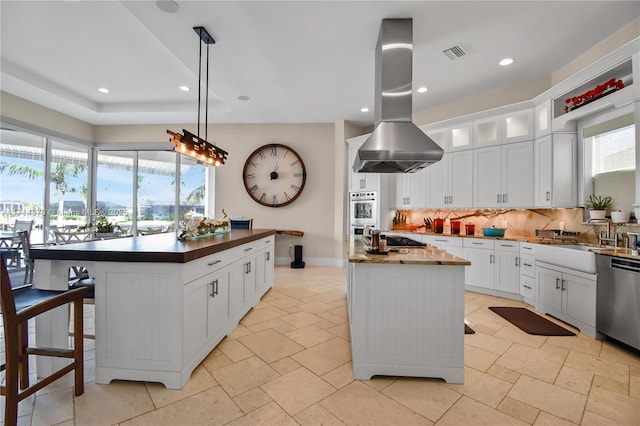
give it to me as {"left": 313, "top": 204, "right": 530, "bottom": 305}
{"left": 426, "top": 236, "right": 462, "bottom": 247}
{"left": 520, "top": 242, "right": 536, "bottom": 254}
{"left": 495, "top": 241, "right": 519, "bottom": 252}
{"left": 521, "top": 253, "right": 536, "bottom": 278}
{"left": 183, "top": 246, "right": 242, "bottom": 284}
{"left": 463, "top": 238, "right": 494, "bottom": 249}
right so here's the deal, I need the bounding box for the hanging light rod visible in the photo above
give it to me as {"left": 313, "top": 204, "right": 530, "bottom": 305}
{"left": 167, "top": 26, "right": 228, "bottom": 166}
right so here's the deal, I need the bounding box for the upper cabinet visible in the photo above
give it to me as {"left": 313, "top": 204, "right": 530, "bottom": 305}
{"left": 423, "top": 122, "right": 472, "bottom": 152}
{"left": 391, "top": 170, "right": 428, "bottom": 209}
{"left": 502, "top": 109, "right": 534, "bottom": 143}
{"left": 534, "top": 133, "right": 578, "bottom": 208}
{"left": 428, "top": 150, "right": 473, "bottom": 208}
{"left": 535, "top": 102, "right": 551, "bottom": 138}
{"left": 348, "top": 135, "right": 379, "bottom": 192}
{"left": 474, "top": 117, "right": 501, "bottom": 147}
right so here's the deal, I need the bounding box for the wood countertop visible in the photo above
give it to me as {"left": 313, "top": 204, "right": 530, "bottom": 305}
{"left": 348, "top": 237, "right": 470, "bottom": 266}
{"left": 588, "top": 247, "right": 640, "bottom": 260}
{"left": 30, "top": 229, "right": 276, "bottom": 263}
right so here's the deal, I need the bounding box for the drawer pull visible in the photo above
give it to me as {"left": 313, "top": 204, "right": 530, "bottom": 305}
{"left": 244, "top": 247, "right": 253, "bottom": 252}
{"left": 523, "top": 284, "right": 532, "bottom": 290}
{"left": 435, "top": 239, "right": 448, "bottom": 242}
{"left": 500, "top": 244, "right": 515, "bottom": 248}
{"left": 265, "top": 240, "right": 272, "bottom": 244}
{"left": 522, "top": 246, "right": 532, "bottom": 251}
{"left": 472, "top": 242, "right": 484, "bottom": 245}
{"left": 523, "top": 263, "right": 532, "bottom": 268}
{"left": 207, "top": 260, "right": 222, "bottom": 266}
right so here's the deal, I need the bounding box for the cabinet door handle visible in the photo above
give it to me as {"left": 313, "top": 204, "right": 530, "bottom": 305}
{"left": 207, "top": 260, "right": 222, "bottom": 266}
{"left": 244, "top": 247, "right": 253, "bottom": 252}
{"left": 490, "top": 254, "right": 494, "bottom": 264}
{"left": 266, "top": 251, "right": 270, "bottom": 261}
{"left": 555, "top": 278, "right": 560, "bottom": 290}
{"left": 210, "top": 279, "right": 218, "bottom": 298}
{"left": 546, "top": 191, "right": 551, "bottom": 201}
{"left": 515, "top": 257, "right": 519, "bottom": 267}
{"left": 245, "top": 262, "right": 252, "bottom": 274}
{"left": 561, "top": 279, "right": 566, "bottom": 291}
{"left": 360, "top": 179, "right": 365, "bottom": 188}
{"left": 449, "top": 196, "right": 453, "bottom": 204}
{"left": 502, "top": 194, "right": 507, "bottom": 203}
{"left": 497, "top": 194, "right": 501, "bottom": 203}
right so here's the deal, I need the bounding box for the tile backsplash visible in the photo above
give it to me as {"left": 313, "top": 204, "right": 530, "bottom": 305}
{"left": 394, "top": 208, "right": 638, "bottom": 245}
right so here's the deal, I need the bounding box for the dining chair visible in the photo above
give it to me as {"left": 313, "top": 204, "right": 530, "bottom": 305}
{"left": 230, "top": 219, "right": 253, "bottom": 230}
{"left": 17, "top": 231, "right": 33, "bottom": 285}
{"left": 0, "top": 254, "right": 86, "bottom": 426}
{"left": 0, "top": 220, "right": 34, "bottom": 268}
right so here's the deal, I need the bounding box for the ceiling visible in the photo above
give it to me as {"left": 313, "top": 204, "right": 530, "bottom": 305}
{"left": 1, "top": 1, "right": 638, "bottom": 127}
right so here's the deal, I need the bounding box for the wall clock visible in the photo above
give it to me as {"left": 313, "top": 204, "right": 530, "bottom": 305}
{"left": 242, "top": 143, "right": 307, "bottom": 208}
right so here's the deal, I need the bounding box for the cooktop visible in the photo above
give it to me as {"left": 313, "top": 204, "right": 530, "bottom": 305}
{"left": 362, "top": 235, "right": 427, "bottom": 247}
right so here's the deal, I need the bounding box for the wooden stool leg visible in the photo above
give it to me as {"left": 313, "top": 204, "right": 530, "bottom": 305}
{"left": 17, "top": 321, "right": 29, "bottom": 391}
{"left": 73, "top": 299, "right": 84, "bottom": 396}
{"left": 4, "top": 329, "right": 20, "bottom": 425}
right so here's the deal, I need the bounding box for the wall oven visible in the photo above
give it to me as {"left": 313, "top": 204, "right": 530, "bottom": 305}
{"left": 349, "top": 191, "right": 377, "bottom": 228}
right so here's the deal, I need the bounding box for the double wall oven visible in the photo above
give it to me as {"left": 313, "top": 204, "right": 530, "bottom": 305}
{"left": 349, "top": 191, "right": 377, "bottom": 235}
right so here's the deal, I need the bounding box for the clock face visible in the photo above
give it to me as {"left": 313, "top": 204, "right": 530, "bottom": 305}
{"left": 242, "top": 143, "right": 307, "bottom": 208}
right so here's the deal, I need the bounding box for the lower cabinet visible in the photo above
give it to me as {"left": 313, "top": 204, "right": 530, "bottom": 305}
{"left": 494, "top": 242, "right": 520, "bottom": 294}
{"left": 463, "top": 239, "right": 495, "bottom": 290}
{"left": 519, "top": 242, "right": 537, "bottom": 304}
{"left": 535, "top": 261, "right": 597, "bottom": 338}
{"left": 463, "top": 238, "right": 521, "bottom": 299}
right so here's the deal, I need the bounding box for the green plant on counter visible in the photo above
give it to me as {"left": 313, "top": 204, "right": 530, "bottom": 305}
{"left": 587, "top": 194, "right": 612, "bottom": 210}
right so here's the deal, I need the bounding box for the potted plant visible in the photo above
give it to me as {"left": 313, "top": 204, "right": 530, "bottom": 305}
{"left": 587, "top": 194, "right": 612, "bottom": 220}
{"left": 611, "top": 209, "right": 631, "bottom": 223}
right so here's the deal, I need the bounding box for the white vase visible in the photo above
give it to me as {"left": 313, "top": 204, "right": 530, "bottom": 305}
{"left": 611, "top": 211, "right": 630, "bottom": 223}
{"left": 589, "top": 210, "right": 607, "bottom": 220}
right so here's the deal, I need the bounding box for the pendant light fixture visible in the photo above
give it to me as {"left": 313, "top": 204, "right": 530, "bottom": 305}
{"left": 167, "top": 26, "right": 228, "bottom": 166}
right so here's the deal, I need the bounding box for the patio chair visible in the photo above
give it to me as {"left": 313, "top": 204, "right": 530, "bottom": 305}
{"left": 0, "top": 220, "right": 34, "bottom": 268}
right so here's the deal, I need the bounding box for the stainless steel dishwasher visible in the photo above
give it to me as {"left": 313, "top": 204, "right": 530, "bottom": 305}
{"left": 596, "top": 254, "right": 640, "bottom": 351}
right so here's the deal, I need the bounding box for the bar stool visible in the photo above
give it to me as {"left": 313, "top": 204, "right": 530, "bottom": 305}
{"left": 0, "top": 254, "right": 86, "bottom": 425}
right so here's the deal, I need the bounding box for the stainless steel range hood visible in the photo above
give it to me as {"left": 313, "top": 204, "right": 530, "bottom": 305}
{"left": 353, "top": 18, "right": 444, "bottom": 173}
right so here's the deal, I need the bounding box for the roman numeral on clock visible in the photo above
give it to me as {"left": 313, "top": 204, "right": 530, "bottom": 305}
{"left": 249, "top": 185, "right": 258, "bottom": 193}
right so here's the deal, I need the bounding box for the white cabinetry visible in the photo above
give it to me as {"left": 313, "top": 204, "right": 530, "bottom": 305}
{"left": 535, "top": 102, "right": 551, "bottom": 137}
{"left": 535, "top": 261, "right": 597, "bottom": 338}
{"left": 474, "top": 116, "right": 500, "bottom": 147}
{"left": 392, "top": 170, "right": 428, "bottom": 208}
{"left": 463, "top": 238, "right": 495, "bottom": 290}
{"left": 494, "top": 241, "right": 521, "bottom": 294}
{"left": 424, "top": 235, "right": 463, "bottom": 257}
{"left": 463, "top": 238, "right": 522, "bottom": 299}
{"left": 348, "top": 135, "right": 379, "bottom": 192}
{"left": 428, "top": 150, "right": 473, "bottom": 208}
{"left": 473, "top": 140, "right": 534, "bottom": 208}
{"left": 502, "top": 109, "right": 534, "bottom": 143}
{"left": 519, "top": 242, "right": 537, "bottom": 304}
{"left": 449, "top": 122, "right": 474, "bottom": 151}
{"left": 534, "top": 133, "right": 578, "bottom": 208}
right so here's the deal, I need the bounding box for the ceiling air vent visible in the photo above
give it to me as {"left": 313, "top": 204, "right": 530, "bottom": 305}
{"left": 443, "top": 45, "right": 466, "bottom": 60}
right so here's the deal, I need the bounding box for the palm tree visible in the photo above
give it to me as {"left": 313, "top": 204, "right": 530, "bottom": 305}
{"left": 0, "top": 161, "right": 43, "bottom": 180}
{"left": 50, "top": 163, "right": 86, "bottom": 227}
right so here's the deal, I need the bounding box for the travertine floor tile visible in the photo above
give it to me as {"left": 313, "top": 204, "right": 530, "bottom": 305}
{"left": 292, "top": 337, "right": 351, "bottom": 376}
{"left": 326, "top": 321, "right": 350, "bottom": 340}
{"left": 554, "top": 366, "right": 593, "bottom": 395}
{"left": 564, "top": 350, "right": 630, "bottom": 384}
{"left": 225, "top": 401, "right": 298, "bottom": 426}
{"left": 545, "top": 334, "right": 602, "bottom": 356}
{"left": 217, "top": 338, "right": 254, "bottom": 362}
{"left": 211, "top": 356, "right": 279, "bottom": 397}
{"left": 32, "top": 388, "right": 74, "bottom": 426}
{"left": 261, "top": 367, "right": 336, "bottom": 415}
{"left": 239, "top": 328, "right": 305, "bottom": 363}
{"left": 121, "top": 386, "right": 243, "bottom": 425}
{"left": 508, "top": 375, "right": 586, "bottom": 423}
{"left": 584, "top": 386, "right": 640, "bottom": 424}
{"left": 320, "top": 381, "right": 431, "bottom": 425}
{"left": 280, "top": 310, "right": 323, "bottom": 328}
{"left": 240, "top": 305, "right": 289, "bottom": 326}
{"left": 592, "top": 374, "right": 629, "bottom": 396}
{"left": 465, "top": 330, "right": 513, "bottom": 355}
{"left": 312, "top": 289, "right": 347, "bottom": 304}
{"left": 74, "top": 381, "right": 154, "bottom": 425}
{"left": 532, "top": 411, "right": 577, "bottom": 425}
{"left": 464, "top": 344, "right": 500, "bottom": 372}
{"left": 284, "top": 323, "right": 335, "bottom": 348}
{"left": 496, "top": 343, "right": 566, "bottom": 383}
{"left": 497, "top": 397, "right": 540, "bottom": 424}
{"left": 321, "top": 362, "right": 354, "bottom": 389}
{"left": 382, "top": 377, "right": 461, "bottom": 422}
{"left": 493, "top": 325, "right": 548, "bottom": 349}
{"left": 600, "top": 341, "right": 640, "bottom": 367}
{"left": 294, "top": 403, "right": 346, "bottom": 426}
{"left": 437, "top": 395, "right": 526, "bottom": 425}
{"left": 145, "top": 365, "right": 217, "bottom": 408}
{"left": 444, "top": 366, "right": 513, "bottom": 408}
{"left": 486, "top": 364, "right": 520, "bottom": 384}
{"left": 298, "top": 299, "right": 334, "bottom": 314}
{"left": 270, "top": 356, "right": 302, "bottom": 375}
{"left": 202, "top": 351, "right": 233, "bottom": 373}
{"left": 581, "top": 409, "right": 633, "bottom": 425}
{"left": 232, "top": 387, "right": 272, "bottom": 413}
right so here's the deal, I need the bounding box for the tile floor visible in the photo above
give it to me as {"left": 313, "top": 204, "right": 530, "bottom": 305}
{"left": 2, "top": 265, "right": 639, "bottom": 425}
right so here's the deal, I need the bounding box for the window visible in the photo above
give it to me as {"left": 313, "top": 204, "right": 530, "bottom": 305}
{"left": 96, "top": 151, "right": 134, "bottom": 233}
{"left": 591, "top": 124, "right": 635, "bottom": 175}
{"left": 49, "top": 140, "right": 89, "bottom": 230}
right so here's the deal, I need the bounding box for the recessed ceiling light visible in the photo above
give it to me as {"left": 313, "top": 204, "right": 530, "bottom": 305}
{"left": 417, "top": 86, "right": 428, "bottom": 93}
{"left": 98, "top": 88, "right": 109, "bottom": 93}
{"left": 499, "top": 58, "right": 514, "bottom": 66}
{"left": 179, "top": 85, "right": 190, "bottom": 92}
{"left": 156, "top": 0, "right": 179, "bottom": 13}
{"left": 238, "top": 95, "right": 250, "bottom": 101}
{"left": 360, "top": 107, "right": 369, "bottom": 113}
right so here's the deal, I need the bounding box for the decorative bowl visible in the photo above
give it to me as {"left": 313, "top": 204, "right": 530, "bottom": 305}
{"left": 482, "top": 227, "right": 506, "bottom": 237}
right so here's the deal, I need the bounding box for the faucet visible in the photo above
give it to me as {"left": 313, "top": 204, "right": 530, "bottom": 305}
{"left": 592, "top": 218, "right": 618, "bottom": 247}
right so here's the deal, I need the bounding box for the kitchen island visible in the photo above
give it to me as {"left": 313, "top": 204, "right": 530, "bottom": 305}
{"left": 347, "top": 238, "right": 470, "bottom": 383}
{"left": 31, "top": 229, "right": 275, "bottom": 389}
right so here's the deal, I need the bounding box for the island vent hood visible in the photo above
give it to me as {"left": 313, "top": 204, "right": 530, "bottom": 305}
{"left": 353, "top": 18, "right": 444, "bottom": 173}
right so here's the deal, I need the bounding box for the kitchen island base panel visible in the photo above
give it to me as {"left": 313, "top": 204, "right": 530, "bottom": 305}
{"left": 353, "top": 364, "right": 464, "bottom": 384}
{"left": 348, "top": 262, "right": 465, "bottom": 384}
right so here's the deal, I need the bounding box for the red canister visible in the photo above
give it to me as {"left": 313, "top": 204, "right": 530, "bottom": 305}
{"left": 433, "top": 218, "right": 444, "bottom": 234}
{"left": 465, "top": 223, "right": 475, "bottom": 235}
{"left": 450, "top": 220, "right": 460, "bottom": 234}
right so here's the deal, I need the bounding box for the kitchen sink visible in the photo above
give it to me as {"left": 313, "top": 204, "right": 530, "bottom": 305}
{"left": 535, "top": 244, "right": 598, "bottom": 274}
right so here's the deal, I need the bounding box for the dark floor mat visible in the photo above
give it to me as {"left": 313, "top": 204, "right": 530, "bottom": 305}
{"left": 464, "top": 324, "right": 475, "bottom": 334}
{"left": 488, "top": 307, "right": 576, "bottom": 336}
